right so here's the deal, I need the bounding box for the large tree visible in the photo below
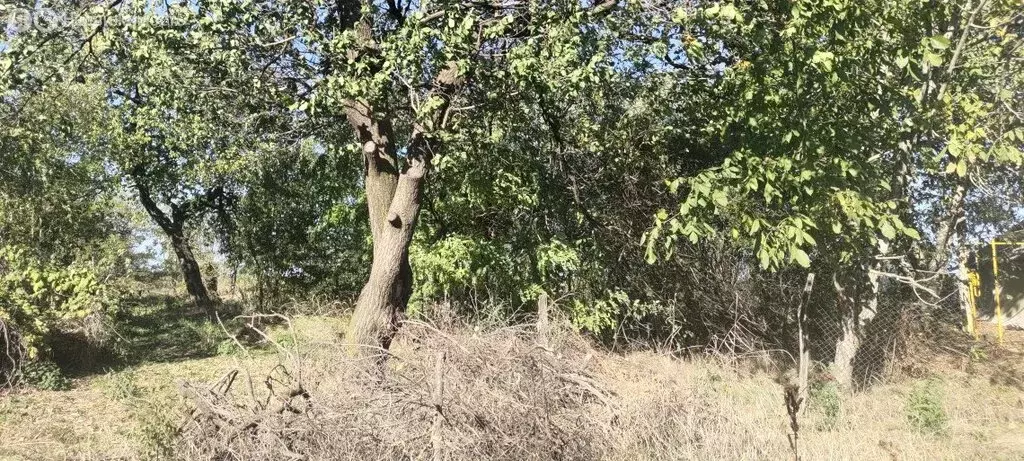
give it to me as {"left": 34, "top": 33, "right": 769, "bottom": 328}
{"left": 646, "top": 0, "right": 1023, "bottom": 388}
{"left": 90, "top": 1, "right": 295, "bottom": 317}
{"left": 278, "top": 0, "right": 629, "bottom": 353}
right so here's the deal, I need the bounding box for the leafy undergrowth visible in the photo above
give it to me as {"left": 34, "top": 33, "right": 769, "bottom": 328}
{"left": 1, "top": 314, "right": 1023, "bottom": 460}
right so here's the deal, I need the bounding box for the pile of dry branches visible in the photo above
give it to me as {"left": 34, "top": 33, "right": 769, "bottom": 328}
{"left": 176, "top": 321, "right": 619, "bottom": 460}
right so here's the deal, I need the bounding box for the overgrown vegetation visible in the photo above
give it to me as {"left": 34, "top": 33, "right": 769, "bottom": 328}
{"left": 19, "top": 361, "right": 70, "bottom": 391}
{"left": 1, "top": 0, "right": 1023, "bottom": 458}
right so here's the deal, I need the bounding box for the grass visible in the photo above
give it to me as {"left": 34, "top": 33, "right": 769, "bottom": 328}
{"left": 1, "top": 296, "right": 1023, "bottom": 460}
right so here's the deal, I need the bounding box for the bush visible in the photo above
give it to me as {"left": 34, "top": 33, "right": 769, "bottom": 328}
{"left": 809, "top": 379, "right": 843, "bottom": 431}
{"left": 0, "top": 245, "right": 113, "bottom": 359}
{"left": 20, "top": 360, "right": 70, "bottom": 391}
{"left": 906, "top": 379, "right": 947, "bottom": 434}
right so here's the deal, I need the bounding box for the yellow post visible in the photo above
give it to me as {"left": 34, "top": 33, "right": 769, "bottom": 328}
{"left": 991, "top": 241, "right": 1004, "bottom": 345}
{"left": 966, "top": 269, "right": 980, "bottom": 340}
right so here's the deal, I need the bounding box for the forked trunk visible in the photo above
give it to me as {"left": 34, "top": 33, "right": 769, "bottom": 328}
{"left": 344, "top": 100, "right": 429, "bottom": 357}
{"left": 346, "top": 173, "right": 425, "bottom": 355}
{"left": 342, "top": 59, "right": 459, "bottom": 356}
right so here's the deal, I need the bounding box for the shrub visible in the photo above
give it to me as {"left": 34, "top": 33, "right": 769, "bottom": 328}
{"left": 809, "top": 379, "right": 842, "bottom": 431}
{"left": 20, "top": 360, "right": 70, "bottom": 391}
{"left": 0, "top": 245, "right": 112, "bottom": 359}
{"left": 906, "top": 379, "right": 947, "bottom": 434}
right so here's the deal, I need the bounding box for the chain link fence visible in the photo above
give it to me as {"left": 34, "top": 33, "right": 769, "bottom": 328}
{"left": 800, "top": 269, "right": 969, "bottom": 388}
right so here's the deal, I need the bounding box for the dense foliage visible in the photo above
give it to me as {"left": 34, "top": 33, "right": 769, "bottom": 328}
{"left": 1, "top": 0, "right": 1021, "bottom": 384}
{"left": 1, "top": 80, "right": 132, "bottom": 358}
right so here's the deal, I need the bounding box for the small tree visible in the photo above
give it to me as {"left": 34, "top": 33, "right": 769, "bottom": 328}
{"left": 92, "top": 2, "right": 293, "bottom": 316}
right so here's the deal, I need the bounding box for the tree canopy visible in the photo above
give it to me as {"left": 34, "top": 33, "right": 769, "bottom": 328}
{"left": 1, "top": 0, "right": 1022, "bottom": 382}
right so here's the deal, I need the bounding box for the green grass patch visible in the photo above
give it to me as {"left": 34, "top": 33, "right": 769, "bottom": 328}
{"left": 810, "top": 379, "right": 843, "bottom": 431}
{"left": 906, "top": 379, "right": 947, "bottom": 435}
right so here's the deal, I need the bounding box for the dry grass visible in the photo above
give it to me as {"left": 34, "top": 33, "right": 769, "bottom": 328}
{"left": 2, "top": 315, "right": 1023, "bottom": 460}
{"left": 0, "top": 354, "right": 250, "bottom": 460}
{"left": 599, "top": 352, "right": 1023, "bottom": 460}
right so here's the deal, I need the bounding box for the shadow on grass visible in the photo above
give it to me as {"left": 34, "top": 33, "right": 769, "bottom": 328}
{"left": 52, "top": 295, "right": 253, "bottom": 377}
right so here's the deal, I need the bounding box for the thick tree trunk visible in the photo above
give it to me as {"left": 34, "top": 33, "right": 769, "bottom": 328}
{"left": 832, "top": 291, "right": 859, "bottom": 389}
{"left": 344, "top": 100, "right": 429, "bottom": 357}
{"left": 832, "top": 271, "right": 876, "bottom": 390}
{"left": 341, "top": 60, "right": 460, "bottom": 356}
{"left": 169, "top": 231, "right": 216, "bottom": 318}
{"left": 347, "top": 172, "right": 423, "bottom": 355}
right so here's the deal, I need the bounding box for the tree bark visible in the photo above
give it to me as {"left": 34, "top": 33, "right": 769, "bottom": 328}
{"left": 832, "top": 285, "right": 859, "bottom": 389}
{"left": 169, "top": 231, "right": 216, "bottom": 317}
{"left": 927, "top": 180, "right": 966, "bottom": 274}
{"left": 346, "top": 171, "right": 423, "bottom": 355}
{"left": 340, "top": 56, "right": 460, "bottom": 357}
{"left": 832, "top": 270, "right": 876, "bottom": 390}
{"left": 956, "top": 245, "right": 973, "bottom": 333}
{"left": 344, "top": 100, "right": 429, "bottom": 357}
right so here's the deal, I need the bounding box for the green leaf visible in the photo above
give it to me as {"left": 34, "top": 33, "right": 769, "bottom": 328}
{"left": 923, "top": 51, "right": 943, "bottom": 67}
{"left": 811, "top": 51, "right": 835, "bottom": 72}
{"left": 719, "top": 4, "right": 738, "bottom": 21}
{"left": 792, "top": 248, "right": 810, "bottom": 268}
{"left": 880, "top": 221, "right": 896, "bottom": 239}
{"left": 712, "top": 190, "right": 728, "bottom": 207}
{"left": 671, "top": 7, "right": 688, "bottom": 23}
{"left": 929, "top": 35, "right": 951, "bottom": 50}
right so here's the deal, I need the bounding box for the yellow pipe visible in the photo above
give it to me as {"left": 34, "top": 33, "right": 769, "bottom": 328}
{"left": 991, "top": 241, "right": 1004, "bottom": 345}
